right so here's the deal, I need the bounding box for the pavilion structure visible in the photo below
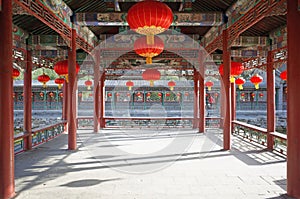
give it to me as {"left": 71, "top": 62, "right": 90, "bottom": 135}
{"left": 0, "top": 0, "right": 299, "bottom": 198}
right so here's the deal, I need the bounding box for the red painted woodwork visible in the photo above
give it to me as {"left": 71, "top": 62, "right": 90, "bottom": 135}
{"left": 0, "top": 0, "right": 15, "bottom": 198}
{"left": 287, "top": 0, "right": 300, "bottom": 197}
{"left": 222, "top": 29, "right": 232, "bottom": 150}
{"left": 67, "top": 29, "right": 77, "bottom": 150}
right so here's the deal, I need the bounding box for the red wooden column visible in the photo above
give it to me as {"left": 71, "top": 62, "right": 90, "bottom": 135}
{"left": 266, "top": 51, "right": 275, "bottom": 150}
{"left": 0, "top": 0, "right": 15, "bottom": 198}
{"left": 100, "top": 73, "right": 105, "bottom": 128}
{"left": 231, "top": 82, "right": 236, "bottom": 128}
{"left": 198, "top": 53, "right": 205, "bottom": 133}
{"left": 219, "top": 77, "right": 225, "bottom": 128}
{"left": 193, "top": 69, "right": 199, "bottom": 128}
{"left": 24, "top": 50, "right": 32, "bottom": 150}
{"left": 67, "top": 29, "right": 77, "bottom": 150}
{"left": 62, "top": 81, "right": 68, "bottom": 131}
{"left": 287, "top": 0, "right": 300, "bottom": 197}
{"left": 222, "top": 29, "right": 231, "bottom": 150}
{"left": 93, "top": 52, "right": 100, "bottom": 133}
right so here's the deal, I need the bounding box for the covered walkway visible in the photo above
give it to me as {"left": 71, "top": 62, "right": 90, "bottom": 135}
{"left": 15, "top": 129, "right": 289, "bottom": 199}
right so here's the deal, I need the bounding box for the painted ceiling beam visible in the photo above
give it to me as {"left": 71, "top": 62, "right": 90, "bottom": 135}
{"left": 74, "top": 12, "right": 224, "bottom": 26}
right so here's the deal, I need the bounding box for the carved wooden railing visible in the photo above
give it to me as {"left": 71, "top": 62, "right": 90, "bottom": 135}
{"left": 14, "top": 121, "right": 67, "bottom": 154}
{"left": 232, "top": 120, "right": 287, "bottom": 155}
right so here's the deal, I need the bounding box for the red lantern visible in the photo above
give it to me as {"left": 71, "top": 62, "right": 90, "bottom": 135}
{"left": 89, "top": 93, "right": 93, "bottom": 97}
{"left": 205, "top": 81, "right": 214, "bottom": 91}
{"left": 185, "top": 92, "right": 189, "bottom": 96}
{"left": 166, "top": 92, "right": 170, "bottom": 97}
{"left": 146, "top": 92, "right": 151, "bottom": 97}
{"left": 126, "top": 80, "right": 134, "bottom": 90}
{"left": 12, "top": 68, "right": 20, "bottom": 80}
{"left": 59, "top": 92, "right": 63, "bottom": 98}
{"left": 240, "top": 93, "right": 245, "bottom": 98}
{"left": 280, "top": 70, "right": 287, "bottom": 81}
{"left": 142, "top": 69, "right": 161, "bottom": 86}
{"left": 54, "top": 78, "right": 65, "bottom": 89}
{"left": 250, "top": 74, "right": 263, "bottom": 89}
{"left": 54, "top": 60, "right": 80, "bottom": 82}
{"left": 37, "top": 74, "right": 50, "bottom": 88}
{"left": 49, "top": 92, "right": 54, "bottom": 98}
{"left": 251, "top": 93, "right": 255, "bottom": 98}
{"left": 136, "top": 92, "right": 141, "bottom": 97}
{"left": 107, "top": 93, "right": 112, "bottom": 97}
{"left": 39, "top": 92, "right": 44, "bottom": 98}
{"left": 219, "top": 62, "right": 244, "bottom": 83}
{"left": 78, "top": 93, "right": 83, "bottom": 97}
{"left": 168, "top": 81, "right": 176, "bottom": 91}
{"left": 235, "top": 77, "right": 245, "bottom": 90}
{"left": 127, "top": 93, "right": 131, "bottom": 97}
{"left": 158, "top": 92, "right": 162, "bottom": 97}
{"left": 85, "top": 80, "right": 93, "bottom": 90}
{"left": 134, "top": 36, "right": 164, "bottom": 64}
{"left": 127, "top": 0, "right": 173, "bottom": 44}
{"left": 259, "top": 92, "right": 264, "bottom": 98}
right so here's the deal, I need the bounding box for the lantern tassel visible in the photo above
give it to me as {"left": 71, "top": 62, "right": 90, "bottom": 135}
{"left": 146, "top": 34, "right": 154, "bottom": 45}
{"left": 43, "top": 83, "right": 47, "bottom": 88}
{"left": 87, "top": 86, "right": 91, "bottom": 90}
{"left": 149, "top": 80, "right": 154, "bottom": 87}
{"left": 128, "top": 86, "right": 132, "bottom": 91}
{"left": 58, "top": 84, "right": 62, "bottom": 89}
{"left": 170, "top": 86, "right": 174, "bottom": 91}
{"left": 255, "top": 84, "right": 259, "bottom": 89}
{"left": 238, "top": 85, "right": 243, "bottom": 90}
{"left": 65, "top": 74, "right": 69, "bottom": 83}
{"left": 146, "top": 57, "right": 152, "bottom": 64}
{"left": 230, "top": 76, "right": 235, "bottom": 83}
{"left": 208, "top": 86, "right": 211, "bottom": 91}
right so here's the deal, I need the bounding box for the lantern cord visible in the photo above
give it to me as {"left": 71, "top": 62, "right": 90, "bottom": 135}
{"left": 146, "top": 34, "right": 154, "bottom": 45}
{"left": 149, "top": 80, "right": 154, "bottom": 87}
{"left": 146, "top": 57, "right": 152, "bottom": 64}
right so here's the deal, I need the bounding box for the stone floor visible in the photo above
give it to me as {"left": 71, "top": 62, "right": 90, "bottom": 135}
{"left": 15, "top": 128, "right": 292, "bottom": 199}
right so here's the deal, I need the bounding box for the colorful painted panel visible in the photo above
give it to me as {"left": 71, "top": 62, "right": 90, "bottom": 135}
{"left": 40, "top": 0, "right": 73, "bottom": 26}
{"left": 14, "top": 138, "right": 24, "bottom": 154}
{"left": 75, "top": 12, "right": 224, "bottom": 26}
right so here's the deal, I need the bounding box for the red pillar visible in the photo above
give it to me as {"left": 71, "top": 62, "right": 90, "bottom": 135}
{"left": 24, "top": 50, "right": 32, "bottom": 150}
{"left": 222, "top": 29, "right": 231, "bottom": 150}
{"left": 287, "top": 0, "right": 300, "bottom": 197}
{"left": 0, "top": 0, "right": 15, "bottom": 198}
{"left": 193, "top": 69, "right": 199, "bottom": 128}
{"left": 93, "top": 54, "right": 100, "bottom": 132}
{"left": 62, "top": 81, "right": 68, "bottom": 131}
{"left": 267, "top": 51, "right": 275, "bottom": 150}
{"left": 231, "top": 82, "right": 236, "bottom": 128}
{"left": 100, "top": 73, "right": 105, "bottom": 128}
{"left": 219, "top": 77, "right": 225, "bottom": 128}
{"left": 198, "top": 57, "right": 205, "bottom": 132}
{"left": 68, "top": 29, "right": 77, "bottom": 150}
